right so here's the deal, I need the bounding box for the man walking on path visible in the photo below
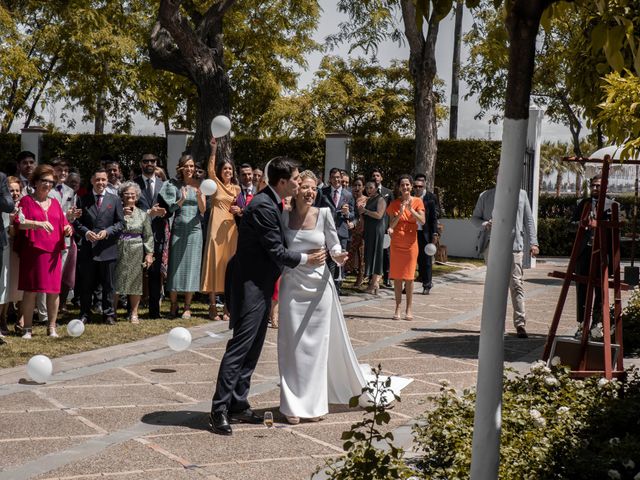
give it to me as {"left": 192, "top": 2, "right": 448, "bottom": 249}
{"left": 472, "top": 173, "right": 539, "bottom": 338}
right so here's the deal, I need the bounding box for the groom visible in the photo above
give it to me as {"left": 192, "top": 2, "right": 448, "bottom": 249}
{"left": 210, "top": 157, "right": 326, "bottom": 435}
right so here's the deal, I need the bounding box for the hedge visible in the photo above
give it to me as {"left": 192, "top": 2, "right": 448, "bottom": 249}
{"left": 0, "top": 133, "right": 501, "bottom": 217}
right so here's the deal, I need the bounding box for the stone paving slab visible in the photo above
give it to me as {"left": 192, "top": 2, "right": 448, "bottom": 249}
{"left": 2, "top": 260, "right": 635, "bottom": 480}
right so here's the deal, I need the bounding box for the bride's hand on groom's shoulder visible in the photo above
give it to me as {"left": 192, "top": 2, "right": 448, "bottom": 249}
{"left": 307, "top": 249, "right": 327, "bottom": 266}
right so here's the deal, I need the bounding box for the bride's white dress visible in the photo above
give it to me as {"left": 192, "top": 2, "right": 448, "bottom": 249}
{"left": 278, "top": 207, "right": 412, "bottom": 418}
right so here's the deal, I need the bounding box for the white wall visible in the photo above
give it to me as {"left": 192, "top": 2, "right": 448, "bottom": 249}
{"left": 440, "top": 218, "right": 481, "bottom": 258}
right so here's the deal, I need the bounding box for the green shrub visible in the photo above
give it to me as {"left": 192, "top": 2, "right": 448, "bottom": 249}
{"left": 621, "top": 288, "right": 640, "bottom": 357}
{"left": 322, "top": 365, "right": 412, "bottom": 480}
{"left": 413, "top": 364, "right": 640, "bottom": 479}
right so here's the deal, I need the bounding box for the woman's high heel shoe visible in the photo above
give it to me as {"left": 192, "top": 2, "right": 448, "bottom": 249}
{"left": 47, "top": 326, "right": 59, "bottom": 338}
{"left": 365, "top": 284, "right": 379, "bottom": 295}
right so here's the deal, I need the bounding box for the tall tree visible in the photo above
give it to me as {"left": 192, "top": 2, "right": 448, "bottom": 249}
{"left": 449, "top": 0, "right": 464, "bottom": 139}
{"left": 262, "top": 56, "right": 422, "bottom": 138}
{"left": 148, "top": 0, "right": 320, "bottom": 162}
{"left": 328, "top": 0, "right": 478, "bottom": 190}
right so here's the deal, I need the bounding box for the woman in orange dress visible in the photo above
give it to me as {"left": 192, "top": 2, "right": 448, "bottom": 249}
{"left": 201, "top": 138, "right": 240, "bottom": 321}
{"left": 386, "top": 174, "right": 425, "bottom": 321}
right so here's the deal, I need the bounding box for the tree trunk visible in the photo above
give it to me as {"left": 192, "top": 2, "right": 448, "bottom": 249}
{"left": 470, "top": 1, "right": 552, "bottom": 479}
{"left": 95, "top": 89, "right": 106, "bottom": 134}
{"left": 449, "top": 0, "right": 464, "bottom": 140}
{"left": 556, "top": 170, "right": 563, "bottom": 197}
{"left": 149, "top": 0, "right": 235, "bottom": 167}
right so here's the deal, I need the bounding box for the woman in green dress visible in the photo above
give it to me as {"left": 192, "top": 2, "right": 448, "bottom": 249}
{"left": 159, "top": 155, "right": 206, "bottom": 319}
{"left": 114, "top": 182, "right": 154, "bottom": 324}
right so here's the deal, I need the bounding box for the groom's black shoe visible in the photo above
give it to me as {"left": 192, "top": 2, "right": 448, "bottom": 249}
{"left": 229, "top": 408, "right": 263, "bottom": 424}
{"left": 209, "top": 411, "right": 232, "bottom": 435}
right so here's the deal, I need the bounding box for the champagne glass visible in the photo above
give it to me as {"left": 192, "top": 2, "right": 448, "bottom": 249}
{"left": 263, "top": 411, "right": 274, "bottom": 428}
{"left": 330, "top": 250, "right": 347, "bottom": 267}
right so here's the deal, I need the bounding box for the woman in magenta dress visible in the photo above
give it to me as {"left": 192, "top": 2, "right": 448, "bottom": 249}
{"left": 15, "top": 164, "right": 72, "bottom": 339}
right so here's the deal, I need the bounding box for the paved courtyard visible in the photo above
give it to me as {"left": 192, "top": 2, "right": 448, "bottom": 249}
{"left": 0, "top": 259, "right": 634, "bottom": 479}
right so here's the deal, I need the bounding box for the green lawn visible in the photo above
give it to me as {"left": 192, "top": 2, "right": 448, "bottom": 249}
{"left": 0, "top": 258, "right": 484, "bottom": 369}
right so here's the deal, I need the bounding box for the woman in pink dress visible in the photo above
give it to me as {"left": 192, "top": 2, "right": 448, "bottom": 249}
{"left": 14, "top": 165, "right": 72, "bottom": 339}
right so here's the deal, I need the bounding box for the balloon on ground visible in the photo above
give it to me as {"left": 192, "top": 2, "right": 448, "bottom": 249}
{"left": 67, "top": 319, "right": 85, "bottom": 337}
{"left": 210, "top": 115, "right": 231, "bottom": 138}
{"left": 200, "top": 179, "right": 218, "bottom": 196}
{"left": 27, "top": 355, "right": 53, "bottom": 383}
{"left": 168, "top": 327, "right": 192, "bottom": 352}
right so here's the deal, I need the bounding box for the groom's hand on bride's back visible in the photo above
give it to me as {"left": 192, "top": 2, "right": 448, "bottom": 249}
{"left": 307, "top": 249, "right": 327, "bottom": 266}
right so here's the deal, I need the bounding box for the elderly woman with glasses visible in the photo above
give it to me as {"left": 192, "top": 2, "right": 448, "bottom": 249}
{"left": 114, "top": 181, "right": 154, "bottom": 324}
{"left": 14, "top": 165, "right": 73, "bottom": 338}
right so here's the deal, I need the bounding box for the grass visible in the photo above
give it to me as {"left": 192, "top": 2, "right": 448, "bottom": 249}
{"left": 0, "top": 257, "right": 485, "bottom": 370}
{"left": 0, "top": 303, "right": 212, "bottom": 369}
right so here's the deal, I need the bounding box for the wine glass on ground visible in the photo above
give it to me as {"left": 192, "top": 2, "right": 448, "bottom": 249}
{"left": 263, "top": 411, "right": 274, "bottom": 428}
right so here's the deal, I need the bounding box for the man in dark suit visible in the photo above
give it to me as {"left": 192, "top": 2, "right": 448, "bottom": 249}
{"left": 372, "top": 168, "right": 393, "bottom": 287}
{"left": 210, "top": 157, "right": 326, "bottom": 436}
{"left": 0, "top": 173, "right": 15, "bottom": 273}
{"left": 413, "top": 175, "right": 439, "bottom": 294}
{"left": 134, "top": 153, "right": 167, "bottom": 318}
{"left": 74, "top": 168, "right": 124, "bottom": 324}
{"left": 319, "top": 167, "right": 355, "bottom": 294}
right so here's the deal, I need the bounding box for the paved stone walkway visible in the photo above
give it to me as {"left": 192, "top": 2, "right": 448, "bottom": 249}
{"left": 0, "top": 259, "right": 634, "bottom": 479}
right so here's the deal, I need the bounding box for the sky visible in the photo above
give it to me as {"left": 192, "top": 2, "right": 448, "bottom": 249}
{"left": 36, "top": 0, "right": 575, "bottom": 144}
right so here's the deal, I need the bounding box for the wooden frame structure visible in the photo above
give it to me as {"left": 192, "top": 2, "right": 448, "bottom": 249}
{"left": 541, "top": 156, "right": 635, "bottom": 379}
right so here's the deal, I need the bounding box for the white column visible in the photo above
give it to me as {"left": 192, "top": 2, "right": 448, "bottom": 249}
{"left": 524, "top": 107, "right": 544, "bottom": 268}
{"left": 166, "top": 129, "right": 191, "bottom": 179}
{"left": 20, "top": 126, "right": 48, "bottom": 163}
{"left": 324, "top": 133, "right": 351, "bottom": 181}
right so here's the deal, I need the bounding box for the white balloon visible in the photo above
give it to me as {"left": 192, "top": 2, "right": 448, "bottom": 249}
{"left": 383, "top": 233, "right": 391, "bottom": 249}
{"left": 66, "top": 319, "right": 85, "bottom": 337}
{"left": 27, "top": 355, "right": 53, "bottom": 383}
{"left": 200, "top": 179, "right": 218, "bottom": 196}
{"left": 425, "top": 243, "right": 437, "bottom": 256}
{"left": 168, "top": 327, "right": 192, "bottom": 352}
{"left": 210, "top": 115, "right": 231, "bottom": 138}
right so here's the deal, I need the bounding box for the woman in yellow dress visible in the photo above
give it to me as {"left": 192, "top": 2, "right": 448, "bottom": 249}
{"left": 201, "top": 138, "right": 240, "bottom": 321}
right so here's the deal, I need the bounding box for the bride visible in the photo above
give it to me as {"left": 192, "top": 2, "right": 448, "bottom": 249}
{"left": 278, "top": 170, "right": 411, "bottom": 424}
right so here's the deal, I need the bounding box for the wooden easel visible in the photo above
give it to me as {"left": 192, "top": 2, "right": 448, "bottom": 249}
{"left": 542, "top": 156, "right": 631, "bottom": 379}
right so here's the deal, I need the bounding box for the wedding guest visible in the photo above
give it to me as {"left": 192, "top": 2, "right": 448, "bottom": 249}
{"left": 159, "top": 154, "right": 206, "bottom": 319}
{"left": 103, "top": 158, "right": 122, "bottom": 196}
{"left": 4, "top": 178, "right": 24, "bottom": 333}
{"left": 252, "top": 167, "right": 263, "bottom": 188}
{"left": 0, "top": 173, "right": 15, "bottom": 336}
{"left": 386, "top": 175, "right": 425, "bottom": 320}
{"left": 66, "top": 171, "right": 88, "bottom": 197}
{"left": 236, "top": 163, "right": 255, "bottom": 220}
{"left": 361, "top": 181, "right": 386, "bottom": 294}
{"left": 371, "top": 168, "right": 393, "bottom": 288}
{"left": 74, "top": 168, "right": 125, "bottom": 325}
{"left": 50, "top": 158, "right": 78, "bottom": 311}
{"left": 201, "top": 139, "right": 240, "bottom": 321}
{"left": 133, "top": 153, "right": 167, "bottom": 319}
{"left": 14, "top": 165, "right": 72, "bottom": 338}
{"left": 319, "top": 168, "right": 354, "bottom": 295}
{"left": 155, "top": 167, "right": 167, "bottom": 181}
{"left": 345, "top": 177, "right": 366, "bottom": 287}
{"left": 114, "top": 182, "right": 154, "bottom": 324}
{"left": 341, "top": 171, "right": 351, "bottom": 190}
{"left": 16, "top": 151, "right": 37, "bottom": 194}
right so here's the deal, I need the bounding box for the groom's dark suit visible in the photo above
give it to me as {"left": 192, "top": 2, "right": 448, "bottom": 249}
{"left": 212, "top": 186, "right": 302, "bottom": 419}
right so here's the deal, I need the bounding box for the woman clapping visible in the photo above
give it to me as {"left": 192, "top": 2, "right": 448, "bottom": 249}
{"left": 14, "top": 165, "right": 72, "bottom": 338}
{"left": 114, "top": 182, "right": 154, "bottom": 324}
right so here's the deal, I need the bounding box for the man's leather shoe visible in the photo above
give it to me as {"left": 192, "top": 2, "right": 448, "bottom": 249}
{"left": 148, "top": 311, "right": 162, "bottom": 319}
{"left": 104, "top": 316, "right": 116, "bottom": 325}
{"left": 229, "top": 408, "right": 263, "bottom": 424}
{"left": 80, "top": 315, "right": 90, "bottom": 324}
{"left": 422, "top": 287, "right": 430, "bottom": 295}
{"left": 209, "top": 411, "right": 232, "bottom": 435}
{"left": 516, "top": 326, "right": 528, "bottom": 339}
